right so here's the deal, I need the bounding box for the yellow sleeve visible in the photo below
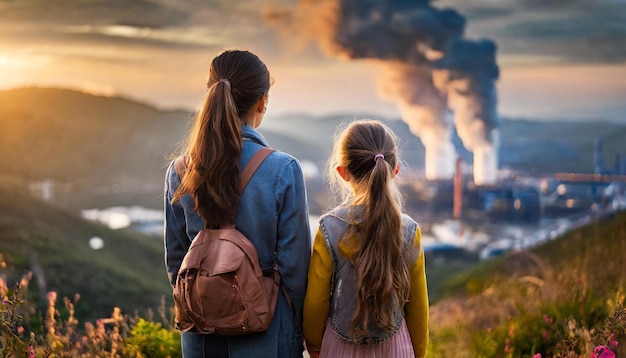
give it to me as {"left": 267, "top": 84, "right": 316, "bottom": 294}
{"left": 303, "top": 228, "right": 333, "bottom": 353}
{"left": 404, "top": 225, "right": 429, "bottom": 358}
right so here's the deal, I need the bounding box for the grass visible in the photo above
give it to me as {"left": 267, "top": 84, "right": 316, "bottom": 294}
{"left": 427, "top": 210, "right": 626, "bottom": 357}
{"left": 1, "top": 179, "right": 625, "bottom": 356}
{"left": 0, "top": 182, "right": 172, "bottom": 324}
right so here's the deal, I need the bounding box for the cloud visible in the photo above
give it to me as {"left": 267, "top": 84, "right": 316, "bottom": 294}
{"left": 0, "top": 0, "right": 624, "bottom": 122}
{"left": 0, "top": 0, "right": 189, "bottom": 27}
{"left": 438, "top": 0, "right": 626, "bottom": 64}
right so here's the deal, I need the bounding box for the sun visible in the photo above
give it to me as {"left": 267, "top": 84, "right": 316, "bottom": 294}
{"left": 0, "top": 53, "right": 36, "bottom": 90}
{"left": 0, "top": 54, "right": 19, "bottom": 81}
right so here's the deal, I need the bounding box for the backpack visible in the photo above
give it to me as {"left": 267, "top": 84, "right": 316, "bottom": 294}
{"left": 172, "top": 147, "right": 281, "bottom": 335}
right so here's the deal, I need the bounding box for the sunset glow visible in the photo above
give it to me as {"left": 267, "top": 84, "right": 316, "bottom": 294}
{"left": 0, "top": 1, "right": 623, "bottom": 121}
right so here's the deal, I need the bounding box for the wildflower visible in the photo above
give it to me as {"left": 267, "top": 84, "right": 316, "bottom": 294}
{"left": 19, "top": 272, "right": 32, "bottom": 288}
{"left": 47, "top": 291, "right": 57, "bottom": 303}
{"left": 543, "top": 314, "right": 553, "bottom": 324}
{"left": 591, "top": 345, "right": 616, "bottom": 358}
{"left": 609, "top": 333, "right": 618, "bottom": 347}
{"left": 28, "top": 345, "right": 35, "bottom": 358}
{"left": 509, "top": 324, "right": 516, "bottom": 337}
{"left": 533, "top": 354, "right": 542, "bottom": 358}
{"left": 17, "top": 325, "right": 25, "bottom": 334}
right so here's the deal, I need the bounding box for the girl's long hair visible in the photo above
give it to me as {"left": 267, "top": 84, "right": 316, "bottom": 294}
{"left": 328, "top": 120, "right": 411, "bottom": 336}
{"left": 171, "top": 50, "right": 270, "bottom": 227}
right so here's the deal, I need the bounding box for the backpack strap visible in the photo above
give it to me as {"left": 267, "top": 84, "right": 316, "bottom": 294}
{"left": 239, "top": 147, "right": 274, "bottom": 193}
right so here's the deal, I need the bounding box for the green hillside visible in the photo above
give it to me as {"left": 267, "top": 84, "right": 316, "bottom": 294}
{"left": 0, "top": 87, "right": 191, "bottom": 180}
{"left": 0, "top": 182, "right": 172, "bottom": 323}
{"left": 0, "top": 87, "right": 191, "bottom": 210}
{"left": 427, "top": 210, "right": 626, "bottom": 357}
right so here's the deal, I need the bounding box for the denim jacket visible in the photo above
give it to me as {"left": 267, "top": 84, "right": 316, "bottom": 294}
{"left": 164, "top": 125, "right": 311, "bottom": 357}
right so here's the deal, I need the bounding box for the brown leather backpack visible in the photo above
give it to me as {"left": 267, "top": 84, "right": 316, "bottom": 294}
{"left": 172, "top": 147, "right": 281, "bottom": 334}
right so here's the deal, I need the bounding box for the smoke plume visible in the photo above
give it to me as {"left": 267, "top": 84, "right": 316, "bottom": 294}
{"left": 268, "top": 0, "right": 500, "bottom": 184}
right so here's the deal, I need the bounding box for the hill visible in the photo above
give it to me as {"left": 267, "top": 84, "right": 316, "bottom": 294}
{"left": 265, "top": 112, "right": 626, "bottom": 175}
{"left": 0, "top": 87, "right": 191, "bottom": 210}
{"left": 261, "top": 112, "right": 428, "bottom": 171}
{"left": 1, "top": 87, "right": 625, "bottom": 212}
{"left": 427, "top": 209, "right": 626, "bottom": 357}
{"left": 0, "top": 181, "right": 172, "bottom": 323}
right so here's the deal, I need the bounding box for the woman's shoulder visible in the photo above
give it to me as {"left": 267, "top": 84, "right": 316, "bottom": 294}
{"left": 266, "top": 148, "right": 299, "bottom": 163}
{"left": 262, "top": 148, "right": 305, "bottom": 174}
{"left": 164, "top": 158, "right": 180, "bottom": 186}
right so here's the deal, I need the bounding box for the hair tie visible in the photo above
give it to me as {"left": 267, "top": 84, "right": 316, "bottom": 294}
{"left": 374, "top": 153, "right": 385, "bottom": 162}
{"left": 218, "top": 78, "right": 230, "bottom": 87}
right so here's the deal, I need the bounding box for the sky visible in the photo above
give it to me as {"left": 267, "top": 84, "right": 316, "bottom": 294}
{"left": 0, "top": 0, "right": 625, "bottom": 123}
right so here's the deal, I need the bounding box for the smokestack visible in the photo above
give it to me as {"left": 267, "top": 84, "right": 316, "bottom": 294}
{"left": 378, "top": 62, "right": 455, "bottom": 179}
{"left": 267, "top": 1, "right": 499, "bottom": 179}
{"left": 453, "top": 157, "right": 463, "bottom": 218}
{"left": 433, "top": 38, "right": 500, "bottom": 184}
{"left": 473, "top": 130, "right": 500, "bottom": 186}
{"left": 594, "top": 137, "right": 603, "bottom": 174}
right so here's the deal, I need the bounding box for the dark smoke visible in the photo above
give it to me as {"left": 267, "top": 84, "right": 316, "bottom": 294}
{"left": 330, "top": 1, "right": 465, "bottom": 62}
{"left": 269, "top": 0, "right": 500, "bottom": 182}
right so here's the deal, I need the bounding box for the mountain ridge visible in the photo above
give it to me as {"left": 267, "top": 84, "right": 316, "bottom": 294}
{"left": 1, "top": 86, "right": 624, "bottom": 211}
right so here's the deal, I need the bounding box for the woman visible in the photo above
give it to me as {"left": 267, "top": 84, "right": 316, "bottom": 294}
{"left": 303, "top": 120, "right": 429, "bottom": 357}
{"left": 164, "top": 50, "right": 311, "bottom": 358}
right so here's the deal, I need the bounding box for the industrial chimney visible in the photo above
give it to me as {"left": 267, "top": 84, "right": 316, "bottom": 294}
{"left": 595, "top": 137, "right": 604, "bottom": 174}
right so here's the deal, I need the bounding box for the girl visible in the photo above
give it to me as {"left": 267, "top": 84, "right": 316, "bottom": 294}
{"left": 164, "top": 50, "right": 311, "bottom": 358}
{"left": 303, "top": 120, "right": 429, "bottom": 357}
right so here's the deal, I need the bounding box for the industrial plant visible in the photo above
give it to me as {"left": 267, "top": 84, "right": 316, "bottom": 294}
{"left": 401, "top": 136, "right": 626, "bottom": 260}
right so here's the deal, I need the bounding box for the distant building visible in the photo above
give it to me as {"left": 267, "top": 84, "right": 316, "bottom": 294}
{"left": 29, "top": 179, "right": 55, "bottom": 202}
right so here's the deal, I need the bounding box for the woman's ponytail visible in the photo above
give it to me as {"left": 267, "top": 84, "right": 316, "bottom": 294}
{"left": 172, "top": 50, "right": 270, "bottom": 228}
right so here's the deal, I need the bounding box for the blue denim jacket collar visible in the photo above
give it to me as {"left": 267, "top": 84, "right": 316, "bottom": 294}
{"left": 242, "top": 125, "right": 270, "bottom": 147}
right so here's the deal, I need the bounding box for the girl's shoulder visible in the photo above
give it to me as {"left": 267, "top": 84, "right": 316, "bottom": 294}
{"left": 400, "top": 212, "right": 419, "bottom": 228}
{"left": 319, "top": 205, "right": 359, "bottom": 224}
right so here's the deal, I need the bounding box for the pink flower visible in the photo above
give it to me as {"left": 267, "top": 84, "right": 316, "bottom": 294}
{"left": 592, "top": 345, "right": 616, "bottom": 358}
{"left": 17, "top": 325, "right": 24, "bottom": 334}
{"left": 46, "top": 291, "right": 57, "bottom": 303}
{"left": 28, "top": 345, "right": 35, "bottom": 358}
{"left": 533, "top": 354, "right": 542, "bottom": 358}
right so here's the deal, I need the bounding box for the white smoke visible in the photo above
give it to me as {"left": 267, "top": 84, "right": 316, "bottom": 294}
{"left": 378, "top": 62, "right": 456, "bottom": 179}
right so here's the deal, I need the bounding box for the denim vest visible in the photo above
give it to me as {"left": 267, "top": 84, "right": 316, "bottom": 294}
{"left": 319, "top": 205, "right": 419, "bottom": 344}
